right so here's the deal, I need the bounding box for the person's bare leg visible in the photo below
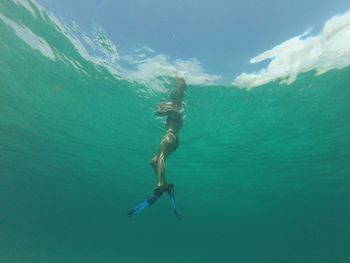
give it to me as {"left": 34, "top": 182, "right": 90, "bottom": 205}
{"left": 151, "top": 133, "right": 177, "bottom": 188}
{"left": 151, "top": 153, "right": 167, "bottom": 187}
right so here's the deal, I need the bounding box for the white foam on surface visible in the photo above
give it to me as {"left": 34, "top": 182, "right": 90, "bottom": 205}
{"left": 123, "top": 55, "right": 220, "bottom": 90}
{"left": 7, "top": 0, "right": 220, "bottom": 89}
{"left": 233, "top": 10, "right": 350, "bottom": 89}
{"left": 0, "top": 12, "right": 56, "bottom": 60}
{"left": 13, "top": 0, "right": 36, "bottom": 17}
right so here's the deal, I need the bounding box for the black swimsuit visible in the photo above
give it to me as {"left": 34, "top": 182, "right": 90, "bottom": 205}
{"left": 166, "top": 111, "right": 183, "bottom": 128}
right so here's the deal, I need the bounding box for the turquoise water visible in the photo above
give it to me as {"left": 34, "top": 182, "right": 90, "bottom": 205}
{"left": 1, "top": 1, "right": 350, "bottom": 262}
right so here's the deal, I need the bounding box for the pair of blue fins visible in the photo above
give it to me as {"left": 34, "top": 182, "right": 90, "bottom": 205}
{"left": 128, "top": 184, "right": 181, "bottom": 220}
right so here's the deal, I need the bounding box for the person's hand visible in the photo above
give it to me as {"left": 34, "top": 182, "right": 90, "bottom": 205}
{"left": 155, "top": 102, "right": 179, "bottom": 116}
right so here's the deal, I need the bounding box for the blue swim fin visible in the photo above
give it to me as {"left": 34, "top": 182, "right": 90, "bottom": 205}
{"left": 128, "top": 187, "right": 166, "bottom": 217}
{"left": 166, "top": 184, "right": 181, "bottom": 220}
{"left": 128, "top": 184, "right": 181, "bottom": 219}
{"left": 128, "top": 195, "right": 159, "bottom": 217}
{"left": 128, "top": 199, "right": 149, "bottom": 217}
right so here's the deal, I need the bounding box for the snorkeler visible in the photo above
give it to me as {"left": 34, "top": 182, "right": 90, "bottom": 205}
{"left": 128, "top": 77, "right": 186, "bottom": 220}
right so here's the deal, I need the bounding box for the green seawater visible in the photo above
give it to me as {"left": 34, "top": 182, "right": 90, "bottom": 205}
{"left": 1, "top": 1, "right": 350, "bottom": 263}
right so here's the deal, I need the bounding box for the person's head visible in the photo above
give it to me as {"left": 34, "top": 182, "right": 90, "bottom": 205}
{"left": 175, "top": 77, "right": 186, "bottom": 90}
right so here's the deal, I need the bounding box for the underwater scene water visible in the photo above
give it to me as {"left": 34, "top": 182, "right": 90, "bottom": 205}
{"left": 1, "top": 1, "right": 350, "bottom": 262}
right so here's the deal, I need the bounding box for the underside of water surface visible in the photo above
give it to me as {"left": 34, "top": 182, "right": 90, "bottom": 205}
{"left": 1, "top": 1, "right": 350, "bottom": 263}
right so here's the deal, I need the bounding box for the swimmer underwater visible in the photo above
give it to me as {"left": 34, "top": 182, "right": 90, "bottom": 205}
{"left": 128, "top": 77, "right": 186, "bottom": 220}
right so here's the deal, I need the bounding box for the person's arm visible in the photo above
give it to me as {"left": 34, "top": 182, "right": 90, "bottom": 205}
{"left": 169, "top": 77, "right": 186, "bottom": 109}
{"left": 155, "top": 77, "right": 186, "bottom": 116}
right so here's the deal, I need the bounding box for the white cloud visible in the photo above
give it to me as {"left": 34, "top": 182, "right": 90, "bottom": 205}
{"left": 233, "top": 10, "right": 350, "bottom": 89}
{"left": 124, "top": 55, "right": 220, "bottom": 89}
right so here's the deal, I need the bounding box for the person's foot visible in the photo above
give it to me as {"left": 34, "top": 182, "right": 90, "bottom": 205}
{"left": 166, "top": 184, "right": 174, "bottom": 195}
{"left": 153, "top": 184, "right": 168, "bottom": 197}
{"left": 155, "top": 102, "right": 180, "bottom": 116}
